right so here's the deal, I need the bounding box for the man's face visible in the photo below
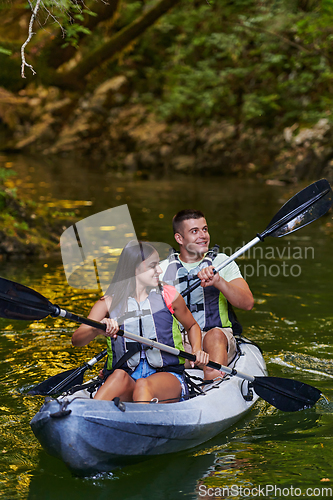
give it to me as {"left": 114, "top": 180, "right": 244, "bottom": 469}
{"left": 175, "top": 218, "right": 210, "bottom": 258}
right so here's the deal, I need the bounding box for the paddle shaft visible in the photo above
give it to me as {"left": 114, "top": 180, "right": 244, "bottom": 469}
{"left": 56, "top": 306, "right": 254, "bottom": 380}
{"left": 116, "top": 329, "right": 254, "bottom": 381}
{"left": 32, "top": 303, "right": 323, "bottom": 410}
{"left": 0, "top": 277, "right": 322, "bottom": 409}
{"left": 48, "top": 348, "right": 108, "bottom": 395}
{"left": 0, "top": 277, "right": 248, "bottom": 376}
{"left": 182, "top": 181, "right": 332, "bottom": 297}
{"left": 182, "top": 236, "right": 260, "bottom": 297}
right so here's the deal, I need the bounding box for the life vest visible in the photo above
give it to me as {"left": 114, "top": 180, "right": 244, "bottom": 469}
{"left": 162, "top": 246, "right": 242, "bottom": 334}
{"left": 106, "top": 286, "right": 185, "bottom": 372}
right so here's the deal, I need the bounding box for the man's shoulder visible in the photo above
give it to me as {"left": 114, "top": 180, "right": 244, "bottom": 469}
{"left": 213, "top": 253, "right": 243, "bottom": 280}
{"left": 212, "top": 253, "right": 230, "bottom": 264}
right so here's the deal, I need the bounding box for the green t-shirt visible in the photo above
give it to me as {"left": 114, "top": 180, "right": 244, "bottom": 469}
{"left": 159, "top": 253, "right": 243, "bottom": 282}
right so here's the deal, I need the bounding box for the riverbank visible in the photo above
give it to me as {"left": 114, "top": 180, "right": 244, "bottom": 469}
{"left": 1, "top": 81, "right": 333, "bottom": 183}
{"left": 2, "top": 79, "right": 333, "bottom": 259}
{"left": 0, "top": 176, "right": 75, "bottom": 260}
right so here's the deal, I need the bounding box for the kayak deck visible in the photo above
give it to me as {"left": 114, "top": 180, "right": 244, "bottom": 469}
{"left": 30, "top": 338, "right": 267, "bottom": 475}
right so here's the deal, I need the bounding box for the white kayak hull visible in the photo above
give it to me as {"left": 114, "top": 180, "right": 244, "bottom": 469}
{"left": 30, "top": 339, "right": 267, "bottom": 475}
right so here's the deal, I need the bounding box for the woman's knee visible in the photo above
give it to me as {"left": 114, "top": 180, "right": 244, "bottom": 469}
{"left": 95, "top": 369, "right": 134, "bottom": 400}
{"left": 133, "top": 377, "right": 150, "bottom": 393}
{"left": 111, "top": 369, "right": 130, "bottom": 382}
{"left": 98, "top": 369, "right": 130, "bottom": 392}
{"left": 132, "top": 377, "right": 151, "bottom": 401}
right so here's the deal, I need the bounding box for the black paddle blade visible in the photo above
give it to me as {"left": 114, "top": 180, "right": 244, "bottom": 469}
{"left": 28, "top": 368, "right": 85, "bottom": 396}
{"left": 262, "top": 179, "right": 333, "bottom": 239}
{"left": 28, "top": 349, "right": 107, "bottom": 396}
{"left": 0, "top": 277, "right": 58, "bottom": 321}
{"left": 252, "top": 376, "right": 322, "bottom": 412}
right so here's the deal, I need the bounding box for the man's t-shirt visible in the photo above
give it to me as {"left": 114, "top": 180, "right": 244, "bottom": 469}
{"left": 159, "top": 253, "right": 243, "bottom": 283}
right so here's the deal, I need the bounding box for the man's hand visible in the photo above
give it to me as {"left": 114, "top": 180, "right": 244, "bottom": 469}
{"left": 197, "top": 265, "right": 220, "bottom": 288}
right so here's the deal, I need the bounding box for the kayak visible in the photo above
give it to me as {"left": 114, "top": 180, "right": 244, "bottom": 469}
{"left": 30, "top": 338, "right": 266, "bottom": 475}
{"left": 30, "top": 337, "right": 267, "bottom": 475}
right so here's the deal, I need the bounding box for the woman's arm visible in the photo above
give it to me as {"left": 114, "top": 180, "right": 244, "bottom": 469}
{"left": 72, "top": 298, "right": 111, "bottom": 347}
{"left": 171, "top": 293, "right": 209, "bottom": 368}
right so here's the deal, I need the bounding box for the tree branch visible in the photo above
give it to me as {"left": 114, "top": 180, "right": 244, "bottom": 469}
{"left": 41, "top": 0, "right": 120, "bottom": 69}
{"left": 21, "top": 0, "right": 42, "bottom": 78}
{"left": 53, "top": 0, "right": 180, "bottom": 89}
{"left": 233, "top": 20, "right": 313, "bottom": 55}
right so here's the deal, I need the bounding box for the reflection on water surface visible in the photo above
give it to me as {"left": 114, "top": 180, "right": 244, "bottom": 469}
{"left": 0, "top": 154, "right": 332, "bottom": 499}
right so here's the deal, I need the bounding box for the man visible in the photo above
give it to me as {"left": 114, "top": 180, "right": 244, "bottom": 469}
{"left": 159, "top": 209, "right": 254, "bottom": 380}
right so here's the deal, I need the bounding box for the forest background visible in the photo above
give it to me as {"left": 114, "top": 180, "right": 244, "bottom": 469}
{"left": 1, "top": 0, "right": 333, "bottom": 180}
{"left": 1, "top": 0, "right": 333, "bottom": 255}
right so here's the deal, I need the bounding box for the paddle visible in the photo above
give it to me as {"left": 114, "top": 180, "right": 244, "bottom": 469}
{"left": 181, "top": 178, "right": 333, "bottom": 297}
{"left": 27, "top": 349, "right": 107, "bottom": 396}
{"left": 0, "top": 277, "right": 321, "bottom": 410}
{"left": 115, "top": 328, "right": 321, "bottom": 412}
{"left": 1, "top": 179, "right": 330, "bottom": 400}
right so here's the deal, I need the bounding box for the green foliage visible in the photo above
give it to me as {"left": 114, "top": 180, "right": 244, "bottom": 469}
{"left": 2, "top": 0, "right": 333, "bottom": 133}
{"left": 0, "top": 46, "right": 12, "bottom": 55}
{"left": 57, "top": 4, "right": 97, "bottom": 48}
{"left": 124, "top": 0, "right": 333, "bottom": 130}
{"left": 119, "top": 1, "right": 144, "bottom": 25}
{"left": 0, "top": 42, "right": 23, "bottom": 91}
{"left": 0, "top": 169, "right": 16, "bottom": 205}
{"left": 0, "top": 167, "right": 15, "bottom": 183}
{"left": 0, "top": 166, "right": 76, "bottom": 255}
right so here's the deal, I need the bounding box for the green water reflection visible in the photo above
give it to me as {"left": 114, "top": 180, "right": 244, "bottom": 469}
{"left": 0, "top": 154, "right": 332, "bottom": 499}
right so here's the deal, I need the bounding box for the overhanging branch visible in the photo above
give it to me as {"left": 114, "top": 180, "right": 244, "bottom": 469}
{"left": 53, "top": 0, "right": 180, "bottom": 89}
{"left": 21, "top": 0, "right": 42, "bottom": 77}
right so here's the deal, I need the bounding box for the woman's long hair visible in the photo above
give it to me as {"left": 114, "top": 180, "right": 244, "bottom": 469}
{"left": 106, "top": 240, "right": 157, "bottom": 317}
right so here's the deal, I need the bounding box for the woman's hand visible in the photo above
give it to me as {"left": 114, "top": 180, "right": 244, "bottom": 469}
{"left": 101, "top": 318, "right": 119, "bottom": 338}
{"left": 191, "top": 349, "right": 209, "bottom": 369}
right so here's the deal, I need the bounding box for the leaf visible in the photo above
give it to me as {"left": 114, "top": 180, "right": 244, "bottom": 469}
{"left": 0, "top": 47, "right": 12, "bottom": 56}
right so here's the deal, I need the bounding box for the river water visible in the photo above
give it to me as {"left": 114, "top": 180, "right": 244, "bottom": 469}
{"left": 0, "top": 154, "right": 333, "bottom": 500}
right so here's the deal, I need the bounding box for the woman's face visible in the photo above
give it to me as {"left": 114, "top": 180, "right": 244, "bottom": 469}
{"left": 135, "top": 251, "right": 162, "bottom": 288}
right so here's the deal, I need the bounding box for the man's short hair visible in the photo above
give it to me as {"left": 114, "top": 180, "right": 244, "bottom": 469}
{"left": 172, "top": 209, "right": 205, "bottom": 234}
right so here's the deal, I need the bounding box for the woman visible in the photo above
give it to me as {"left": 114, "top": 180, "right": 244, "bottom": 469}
{"left": 72, "top": 241, "right": 209, "bottom": 403}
